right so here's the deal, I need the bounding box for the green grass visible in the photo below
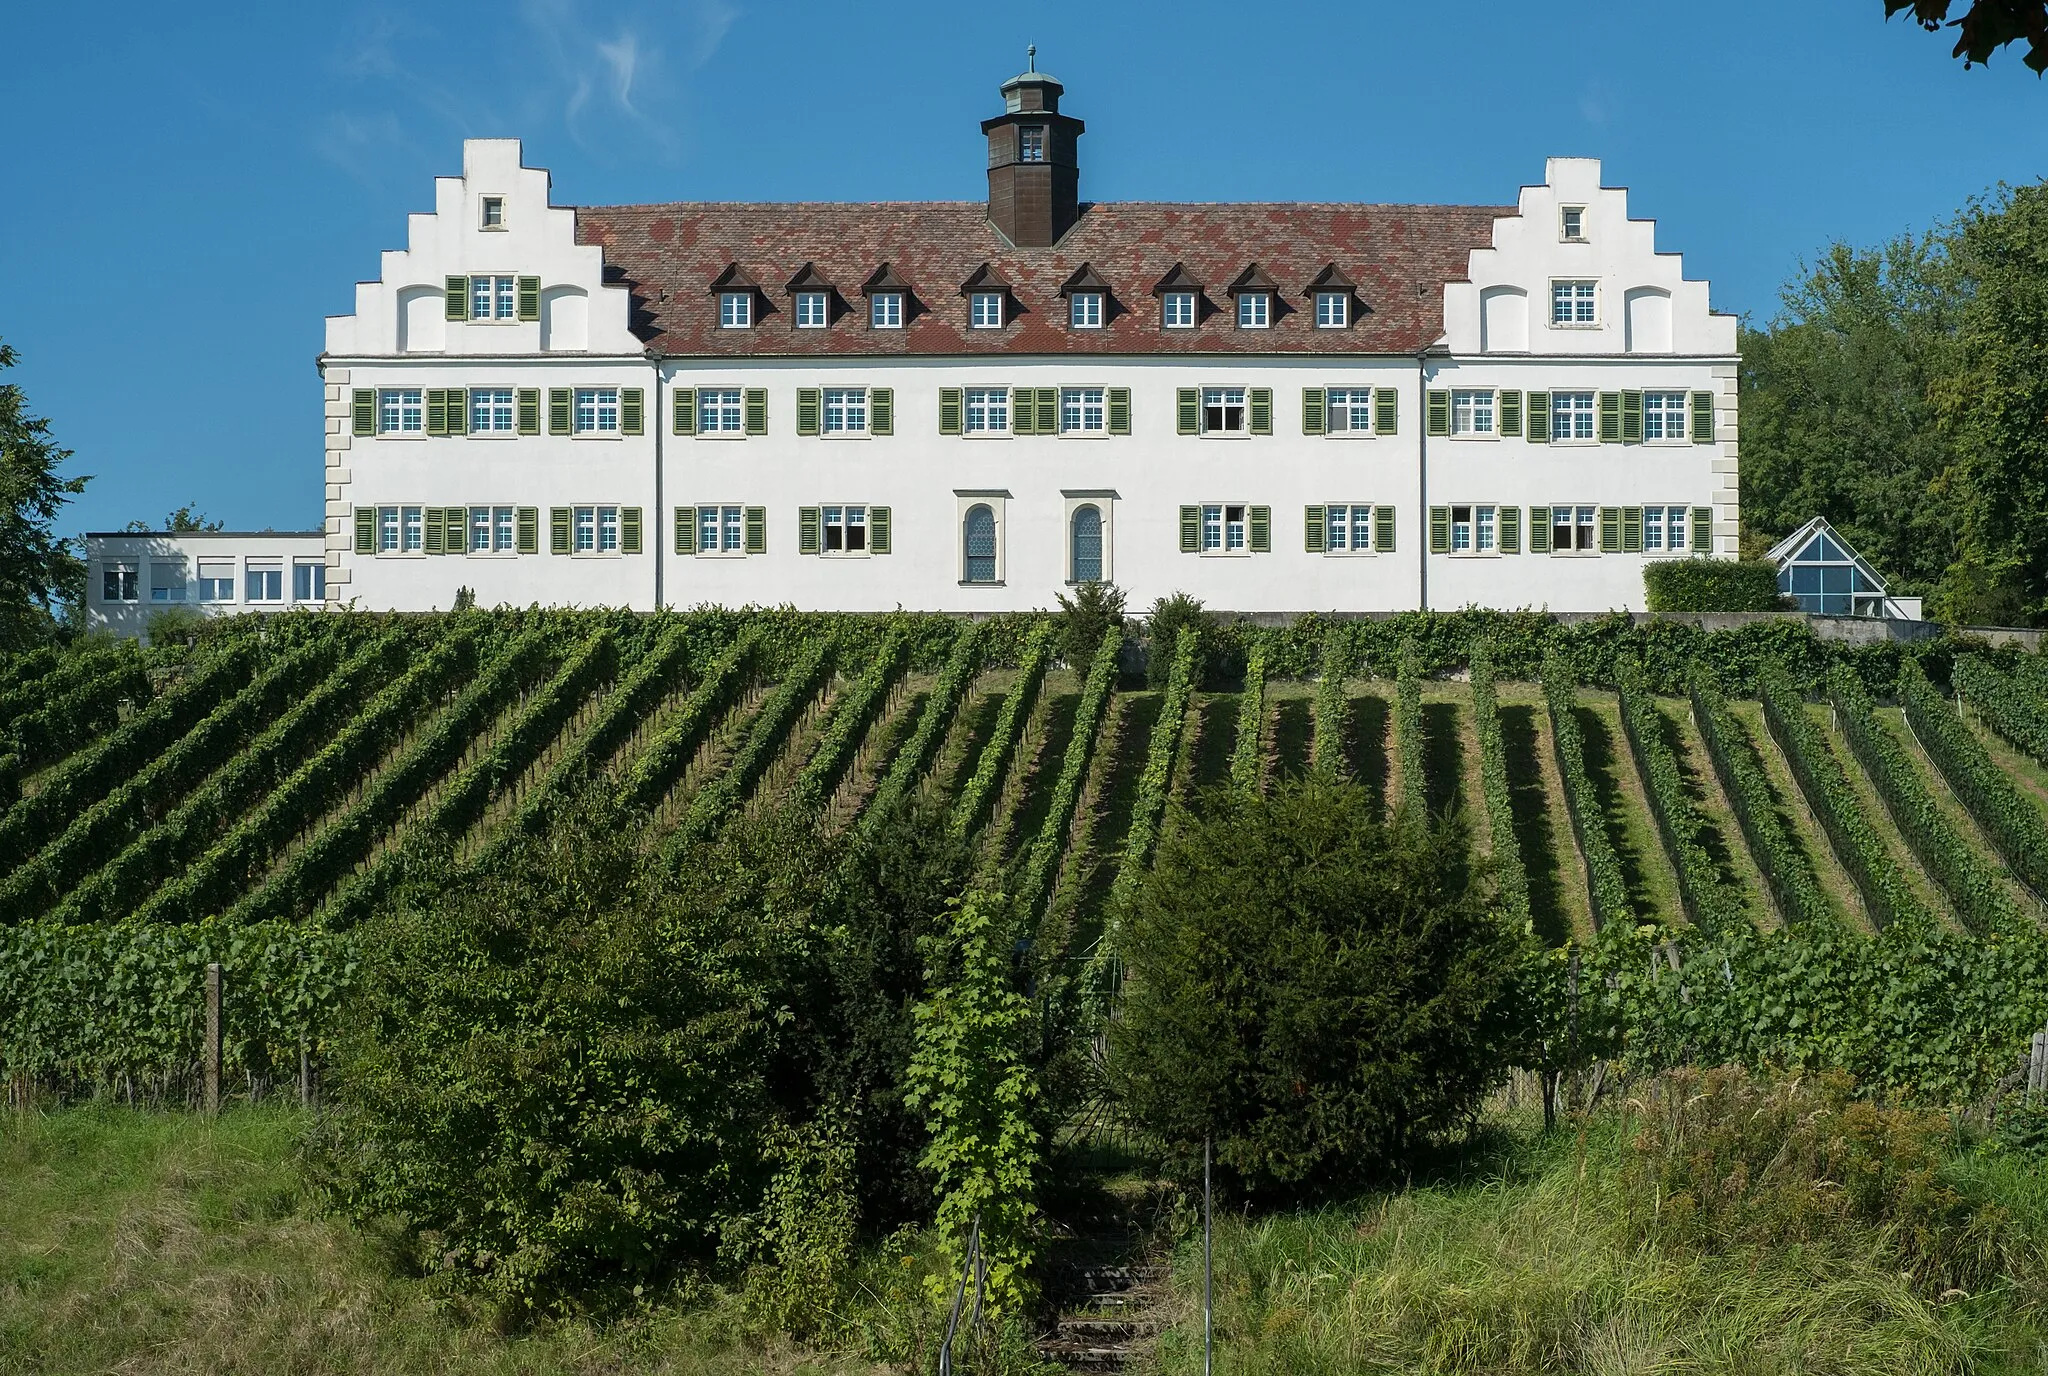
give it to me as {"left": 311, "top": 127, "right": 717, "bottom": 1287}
{"left": 0, "top": 1108, "right": 890, "bottom": 1376}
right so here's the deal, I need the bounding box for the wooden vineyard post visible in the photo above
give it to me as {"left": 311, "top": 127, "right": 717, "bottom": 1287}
{"left": 203, "top": 962, "right": 223, "bottom": 1117}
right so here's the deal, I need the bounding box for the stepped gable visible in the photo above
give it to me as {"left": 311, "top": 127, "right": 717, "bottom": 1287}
{"left": 574, "top": 200, "right": 1508, "bottom": 357}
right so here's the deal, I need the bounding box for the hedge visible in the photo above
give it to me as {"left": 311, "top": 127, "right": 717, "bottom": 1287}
{"left": 1641, "top": 558, "right": 1788, "bottom": 613}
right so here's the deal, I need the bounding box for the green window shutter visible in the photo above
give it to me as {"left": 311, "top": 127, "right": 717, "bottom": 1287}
{"left": 550, "top": 506, "right": 571, "bottom": 555}
{"left": 425, "top": 389, "right": 448, "bottom": 437}
{"left": 1599, "top": 507, "right": 1622, "bottom": 554}
{"left": 1304, "top": 505, "right": 1326, "bottom": 553}
{"left": 1525, "top": 391, "right": 1549, "bottom": 443}
{"left": 1598, "top": 391, "right": 1622, "bottom": 443}
{"left": 443, "top": 507, "right": 465, "bottom": 553}
{"left": 1691, "top": 391, "right": 1716, "bottom": 443}
{"left": 744, "top": 388, "right": 768, "bottom": 435}
{"left": 548, "top": 388, "right": 572, "bottom": 435}
{"left": 798, "top": 506, "right": 822, "bottom": 555}
{"left": 796, "top": 388, "right": 821, "bottom": 436}
{"left": 1499, "top": 505, "right": 1520, "bottom": 554}
{"left": 354, "top": 507, "right": 375, "bottom": 554}
{"left": 1249, "top": 505, "right": 1271, "bottom": 552}
{"left": 674, "top": 506, "right": 695, "bottom": 555}
{"left": 939, "top": 387, "right": 964, "bottom": 435}
{"left": 1177, "top": 388, "right": 1199, "bottom": 435}
{"left": 444, "top": 275, "right": 468, "bottom": 322}
{"left": 352, "top": 388, "right": 375, "bottom": 436}
{"left": 1248, "top": 387, "right": 1273, "bottom": 435}
{"left": 1621, "top": 390, "right": 1643, "bottom": 443}
{"left": 451, "top": 388, "right": 470, "bottom": 436}
{"left": 516, "top": 507, "right": 539, "bottom": 554}
{"left": 517, "top": 388, "right": 541, "bottom": 435}
{"left": 745, "top": 506, "right": 767, "bottom": 554}
{"left": 1037, "top": 387, "right": 1059, "bottom": 434}
{"left": 621, "top": 388, "right": 644, "bottom": 435}
{"left": 1179, "top": 505, "right": 1200, "bottom": 552}
{"left": 1498, "top": 390, "right": 1522, "bottom": 438}
{"left": 424, "top": 507, "right": 445, "bottom": 556}
{"left": 1012, "top": 386, "right": 1036, "bottom": 435}
{"left": 870, "top": 505, "right": 892, "bottom": 554}
{"left": 1426, "top": 389, "right": 1450, "bottom": 437}
{"left": 621, "top": 506, "right": 642, "bottom": 555}
{"left": 1374, "top": 387, "right": 1398, "bottom": 435}
{"left": 1529, "top": 507, "right": 1551, "bottom": 554}
{"left": 871, "top": 387, "right": 894, "bottom": 435}
{"left": 516, "top": 276, "right": 540, "bottom": 322}
{"left": 1692, "top": 506, "right": 1714, "bottom": 554}
{"left": 1622, "top": 506, "right": 1643, "bottom": 552}
{"left": 1107, "top": 387, "right": 1131, "bottom": 434}
{"left": 673, "top": 387, "right": 696, "bottom": 435}
{"left": 1302, "top": 387, "right": 1325, "bottom": 435}
{"left": 1374, "top": 506, "right": 1396, "bottom": 554}
{"left": 1429, "top": 505, "right": 1450, "bottom": 554}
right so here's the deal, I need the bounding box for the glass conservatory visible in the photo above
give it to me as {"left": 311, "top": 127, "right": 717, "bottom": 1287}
{"left": 1766, "top": 517, "right": 1897, "bottom": 617}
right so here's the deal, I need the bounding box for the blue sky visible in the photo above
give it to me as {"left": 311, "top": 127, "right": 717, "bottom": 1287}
{"left": 5, "top": 0, "right": 2045, "bottom": 536}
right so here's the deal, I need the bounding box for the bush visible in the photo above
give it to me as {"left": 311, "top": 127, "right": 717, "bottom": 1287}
{"left": 1054, "top": 579, "right": 1125, "bottom": 670}
{"left": 1109, "top": 777, "right": 1537, "bottom": 1200}
{"left": 1642, "top": 558, "right": 1790, "bottom": 613}
{"left": 1144, "top": 591, "right": 1217, "bottom": 690}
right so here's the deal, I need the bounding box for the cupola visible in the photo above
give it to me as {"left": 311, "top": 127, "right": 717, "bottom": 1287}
{"left": 981, "top": 47, "right": 1085, "bottom": 248}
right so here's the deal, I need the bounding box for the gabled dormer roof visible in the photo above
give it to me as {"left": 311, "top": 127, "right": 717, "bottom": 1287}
{"left": 1149, "top": 262, "right": 1204, "bottom": 296}
{"left": 708, "top": 262, "right": 761, "bottom": 293}
{"left": 1058, "top": 262, "right": 1113, "bottom": 297}
{"left": 1227, "top": 263, "right": 1279, "bottom": 296}
{"left": 784, "top": 262, "right": 837, "bottom": 293}
{"left": 860, "top": 262, "right": 913, "bottom": 295}
{"left": 959, "top": 262, "right": 1014, "bottom": 296}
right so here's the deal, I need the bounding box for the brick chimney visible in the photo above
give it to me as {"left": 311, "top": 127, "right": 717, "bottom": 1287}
{"left": 981, "top": 49, "right": 1085, "bottom": 248}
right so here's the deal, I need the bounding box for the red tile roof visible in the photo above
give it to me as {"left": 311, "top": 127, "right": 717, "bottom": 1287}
{"left": 574, "top": 201, "right": 1510, "bottom": 358}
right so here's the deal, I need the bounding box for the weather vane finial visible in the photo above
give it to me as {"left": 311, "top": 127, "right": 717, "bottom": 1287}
{"left": 1027, "top": 43, "right": 1036, "bottom": 72}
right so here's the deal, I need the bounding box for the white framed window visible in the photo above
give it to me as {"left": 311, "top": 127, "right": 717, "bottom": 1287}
{"left": 378, "top": 389, "right": 423, "bottom": 434}
{"left": 402, "top": 506, "right": 424, "bottom": 553}
{"left": 196, "top": 558, "right": 235, "bottom": 602}
{"left": 1237, "top": 293, "right": 1270, "bottom": 328}
{"left": 971, "top": 292, "right": 1005, "bottom": 329}
{"left": 292, "top": 559, "right": 326, "bottom": 602}
{"left": 1326, "top": 388, "right": 1374, "bottom": 434}
{"left": 964, "top": 387, "right": 1009, "bottom": 434}
{"left": 823, "top": 504, "right": 869, "bottom": 555}
{"left": 1644, "top": 391, "right": 1690, "bottom": 442}
{"left": 377, "top": 506, "right": 400, "bottom": 553}
{"left": 598, "top": 506, "right": 620, "bottom": 553}
{"left": 1019, "top": 126, "right": 1046, "bottom": 163}
{"left": 1560, "top": 206, "right": 1586, "bottom": 241}
{"left": 1070, "top": 293, "right": 1103, "bottom": 329}
{"left": 469, "top": 387, "right": 515, "bottom": 433}
{"left": 1451, "top": 389, "right": 1495, "bottom": 436}
{"left": 469, "top": 505, "right": 516, "bottom": 553}
{"left": 870, "top": 292, "right": 903, "bottom": 329}
{"left": 102, "top": 561, "right": 139, "bottom": 603}
{"left": 1450, "top": 504, "right": 1497, "bottom": 554}
{"left": 1201, "top": 387, "right": 1246, "bottom": 434}
{"left": 698, "top": 504, "right": 747, "bottom": 555}
{"left": 1199, "top": 503, "right": 1249, "bottom": 554}
{"left": 698, "top": 388, "right": 744, "bottom": 433}
{"left": 1550, "top": 391, "right": 1597, "bottom": 441}
{"left": 1644, "top": 504, "right": 1691, "bottom": 553}
{"left": 1550, "top": 504, "right": 1598, "bottom": 553}
{"left": 245, "top": 560, "right": 284, "bottom": 603}
{"left": 574, "top": 387, "right": 620, "bottom": 434}
{"left": 470, "top": 275, "right": 516, "bottom": 321}
{"left": 1551, "top": 280, "right": 1597, "bottom": 326}
{"left": 1163, "top": 292, "right": 1196, "bottom": 329}
{"left": 573, "top": 506, "right": 595, "bottom": 553}
{"left": 480, "top": 196, "right": 506, "bottom": 230}
{"left": 962, "top": 503, "right": 998, "bottom": 582}
{"left": 720, "top": 291, "right": 753, "bottom": 328}
{"left": 1069, "top": 503, "right": 1104, "bottom": 582}
{"left": 1060, "top": 387, "right": 1105, "bottom": 434}
{"left": 495, "top": 505, "right": 515, "bottom": 552}
{"left": 149, "top": 558, "right": 186, "bottom": 603}
{"left": 1324, "top": 503, "right": 1376, "bottom": 554}
{"left": 796, "top": 291, "right": 830, "bottom": 328}
{"left": 1315, "top": 292, "right": 1348, "bottom": 328}
{"left": 823, "top": 387, "right": 868, "bottom": 434}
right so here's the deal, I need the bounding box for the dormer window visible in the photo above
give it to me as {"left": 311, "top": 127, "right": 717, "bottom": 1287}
{"left": 720, "top": 292, "right": 753, "bottom": 329}
{"left": 1560, "top": 206, "right": 1586, "bottom": 242}
{"left": 796, "top": 291, "right": 830, "bottom": 328}
{"left": 871, "top": 292, "right": 903, "bottom": 328}
{"left": 480, "top": 196, "right": 506, "bottom": 230}
{"left": 1163, "top": 292, "right": 1196, "bottom": 328}
{"left": 1237, "top": 292, "right": 1270, "bottom": 328}
{"left": 1019, "top": 126, "right": 1046, "bottom": 162}
{"left": 1315, "top": 292, "right": 1348, "bottom": 328}
{"left": 1070, "top": 292, "right": 1103, "bottom": 329}
{"left": 971, "top": 292, "right": 1005, "bottom": 329}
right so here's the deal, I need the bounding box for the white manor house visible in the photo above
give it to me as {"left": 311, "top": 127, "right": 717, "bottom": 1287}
{"left": 87, "top": 64, "right": 1738, "bottom": 632}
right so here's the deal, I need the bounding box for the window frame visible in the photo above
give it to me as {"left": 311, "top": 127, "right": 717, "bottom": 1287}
{"left": 377, "top": 505, "right": 401, "bottom": 554}
{"left": 1059, "top": 386, "right": 1106, "bottom": 436}
{"left": 719, "top": 291, "right": 754, "bottom": 329}
{"left": 821, "top": 503, "right": 871, "bottom": 557}
{"left": 1200, "top": 386, "right": 1248, "bottom": 436}
{"left": 1448, "top": 504, "right": 1499, "bottom": 556}
{"left": 469, "top": 386, "right": 516, "bottom": 435}
{"left": 568, "top": 503, "right": 625, "bottom": 558}
{"left": 869, "top": 292, "right": 903, "bottom": 329}
{"left": 697, "top": 387, "right": 745, "bottom": 436}
{"left": 244, "top": 559, "right": 285, "bottom": 604}
{"left": 480, "top": 195, "right": 507, "bottom": 230}
{"left": 401, "top": 505, "right": 425, "bottom": 555}
{"left": 1560, "top": 205, "right": 1586, "bottom": 242}
{"left": 960, "top": 501, "right": 1000, "bottom": 584}
{"left": 1642, "top": 390, "right": 1691, "bottom": 444}
{"left": 377, "top": 388, "right": 424, "bottom": 437}
{"left": 195, "top": 558, "right": 236, "bottom": 604}
{"left": 1548, "top": 503, "right": 1599, "bottom": 555}
{"left": 1236, "top": 292, "right": 1271, "bottom": 329}
{"left": 963, "top": 386, "right": 1010, "bottom": 436}
{"left": 292, "top": 559, "right": 327, "bottom": 602}
{"left": 1019, "top": 125, "right": 1046, "bottom": 163}
{"left": 1550, "top": 279, "right": 1599, "bottom": 327}
{"left": 1322, "top": 503, "right": 1377, "bottom": 556}
{"left": 1549, "top": 390, "right": 1598, "bottom": 443}
{"left": 148, "top": 557, "right": 187, "bottom": 604}
{"left": 822, "top": 386, "right": 870, "bottom": 437}
{"left": 696, "top": 504, "right": 748, "bottom": 557}
{"left": 1200, "top": 502, "right": 1250, "bottom": 556}
{"left": 1162, "top": 292, "right": 1197, "bottom": 329}
{"left": 1314, "top": 292, "right": 1348, "bottom": 329}
{"left": 101, "top": 561, "right": 140, "bottom": 604}
{"left": 1450, "top": 389, "right": 1496, "bottom": 438}
{"left": 573, "top": 386, "right": 621, "bottom": 437}
{"left": 970, "top": 292, "right": 1006, "bottom": 330}
{"left": 795, "top": 291, "right": 831, "bottom": 329}
{"left": 1642, "top": 503, "right": 1691, "bottom": 556}
{"left": 1069, "top": 292, "right": 1104, "bottom": 329}
{"left": 1324, "top": 388, "right": 1375, "bottom": 437}
{"left": 469, "top": 274, "right": 517, "bottom": 323}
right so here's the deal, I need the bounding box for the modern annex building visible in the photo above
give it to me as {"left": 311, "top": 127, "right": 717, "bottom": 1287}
{"left": 86, "top": 62, "right": 1738, "bottom": 630}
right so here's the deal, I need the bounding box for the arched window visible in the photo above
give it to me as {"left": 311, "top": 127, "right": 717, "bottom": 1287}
{"left": 962, "top": 503, "right": 997, "bottom": 584}
{"left": 1070, "top": 504, "right": 1102, "bottom": 582}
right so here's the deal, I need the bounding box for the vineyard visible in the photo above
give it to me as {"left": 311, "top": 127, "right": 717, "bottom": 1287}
{"left": 7, "top": 606, "right": 2048, "bottom": 1108}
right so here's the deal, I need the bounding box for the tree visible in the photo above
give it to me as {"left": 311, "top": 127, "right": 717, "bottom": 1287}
{"left": 1108, "top": 778, "right": 1538, "bottom": 1201}
{"left": 1053, "top": 578, "right": 1125, "bottom": 669}
{"left": 123, "top": 503, "right": 224, "bottom": 533}
{"left": 1887, "top": 1, "right": 2048, "bottom": 72}
{"left": 0, "top": 340, "right": 88, "bottom": 649}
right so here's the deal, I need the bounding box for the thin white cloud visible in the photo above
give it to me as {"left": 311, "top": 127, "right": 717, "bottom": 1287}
{"left": 597, "top": 32, "right": 641, "bottom": 113}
